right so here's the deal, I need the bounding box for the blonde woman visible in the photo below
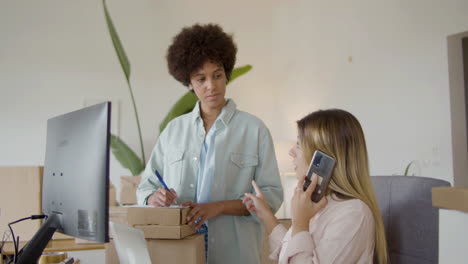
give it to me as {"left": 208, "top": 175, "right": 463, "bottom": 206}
{"left": 243, "top": 109, "right": 388, "bottom": 264}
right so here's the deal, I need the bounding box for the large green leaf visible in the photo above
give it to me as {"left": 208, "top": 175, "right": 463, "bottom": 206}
{"left": 228, "top": 64, "right": 252, "bottom": 84}
{"left": 159, "top": 65, "right": 253, "bottom": 133}
{"left": 110, "top": 134, "right": 145, "bottom": 176}
{"left": 103, "top": 0, "right": 131, "bottom": 82}
{"left": 159, "top": 92, "right": 198, "bottom": 133}
{"left": 103, "top": 0, "right": 146, "bottom": 168}
{"left": 404, "top": 160, "right": 416, "bottom": 176}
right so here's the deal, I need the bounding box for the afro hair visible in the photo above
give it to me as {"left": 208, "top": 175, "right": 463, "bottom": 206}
{"left": 166, "top": 23, "right": 237, "bottom": 87}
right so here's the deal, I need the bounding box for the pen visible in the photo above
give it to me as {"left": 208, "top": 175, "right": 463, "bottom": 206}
{"left": 155, "top": 170, "right": 170, "bottom": 191}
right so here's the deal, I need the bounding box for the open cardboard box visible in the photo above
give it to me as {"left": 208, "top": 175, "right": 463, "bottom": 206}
{"left": 119, "top": 176, "right": 141, "bottom": 205}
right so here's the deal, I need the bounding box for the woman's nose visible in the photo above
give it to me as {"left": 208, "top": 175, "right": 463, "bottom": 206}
{"left": 206, "top": 79, "right": 215, "bottom": 90}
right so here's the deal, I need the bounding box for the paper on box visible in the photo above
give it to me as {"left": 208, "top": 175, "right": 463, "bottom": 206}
{"left": 105, "top": 234, "right": 205, "bottom": 264}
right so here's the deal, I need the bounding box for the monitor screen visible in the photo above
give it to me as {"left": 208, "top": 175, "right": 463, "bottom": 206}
{"left": 16, "top": 102, "right": 110, "bottom": 263}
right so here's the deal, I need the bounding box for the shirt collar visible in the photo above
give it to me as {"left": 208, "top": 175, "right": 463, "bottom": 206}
{"left": 191, "top": 98, "right": 237, "bottom": 126}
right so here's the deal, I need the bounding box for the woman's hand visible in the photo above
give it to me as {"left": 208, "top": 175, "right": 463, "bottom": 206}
{"left": 243, "top": 180, "right": 280, "bottom": 235}
{"left": 147, "top": 187, "right": 178, "bottom": 207}
{"left": 291, "top": 174, "right": 328, "bottom": 236}
{"left": 182, "top": 201, "right": 224, "bottom": 230}
{"left": 242, "top": 180, "right": 274, "bottom": 222}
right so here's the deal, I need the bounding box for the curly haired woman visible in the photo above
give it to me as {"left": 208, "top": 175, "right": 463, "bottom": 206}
{"left": 137, "top": 24, "right": 283, "bottom": 264}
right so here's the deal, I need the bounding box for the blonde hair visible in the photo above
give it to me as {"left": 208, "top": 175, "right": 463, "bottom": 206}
{"left": 297, "top": 109, "right": 388, "bottom": 264}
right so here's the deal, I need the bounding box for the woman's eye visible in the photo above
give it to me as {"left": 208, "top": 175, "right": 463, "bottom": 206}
{"left": 197, "top": 78, "right": 205, "bottom": 83}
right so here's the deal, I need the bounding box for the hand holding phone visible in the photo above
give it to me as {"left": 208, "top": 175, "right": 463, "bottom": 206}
{"left": 303, "top": 150, "right": 336, "bottom": 202}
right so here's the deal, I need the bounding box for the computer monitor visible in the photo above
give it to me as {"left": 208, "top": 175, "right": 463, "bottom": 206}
{"left": 16, "top": 102, "right": 111, "bottom": 264}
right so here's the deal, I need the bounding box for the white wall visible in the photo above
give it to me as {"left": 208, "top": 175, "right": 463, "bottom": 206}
{"left": 3, "top": 0, "right": 467, "bottom": 186}
{"left": 2, "top": 0, "right": 468, "bottom": 262}
{"left": 271, "top": 0, "right": 468, "bottom": 181}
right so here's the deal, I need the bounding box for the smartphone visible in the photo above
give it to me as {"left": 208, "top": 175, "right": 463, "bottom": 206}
{"left": 302, "top": 150, "right": 336, "bottom": 202}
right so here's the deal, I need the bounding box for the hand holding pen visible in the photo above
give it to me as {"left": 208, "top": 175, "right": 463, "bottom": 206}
{"left": 147, "top": 170, "right": 178, "bottom": 207}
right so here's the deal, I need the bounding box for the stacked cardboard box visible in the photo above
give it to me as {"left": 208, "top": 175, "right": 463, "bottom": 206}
{"left": 107, "top": 206, "right": 205, "bottom": 264}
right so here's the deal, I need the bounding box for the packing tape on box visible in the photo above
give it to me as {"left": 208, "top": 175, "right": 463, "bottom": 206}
{"left": 38, "top": 252, "right": 67, "bottom": 263}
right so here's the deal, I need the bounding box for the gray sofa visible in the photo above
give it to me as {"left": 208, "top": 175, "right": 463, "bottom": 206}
{"left": 261, "top": 175, "right": 450, "bottom": 264}
{"left": 371, "top": 176, "right": 450, "bottom": 264}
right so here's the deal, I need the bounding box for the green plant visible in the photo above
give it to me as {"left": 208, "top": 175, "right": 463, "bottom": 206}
{"left": 102, "top": 0, "right": 252, "bottom": 175}
{"left": 103, "top": 0, "right": 145, "bottom": 176}
{"left": 404, "top": 160, "right": 417, "bottom": 176}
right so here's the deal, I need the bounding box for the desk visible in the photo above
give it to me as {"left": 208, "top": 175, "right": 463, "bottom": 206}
{"left": 1, "top": 239, "right": 105, "bottom": 264}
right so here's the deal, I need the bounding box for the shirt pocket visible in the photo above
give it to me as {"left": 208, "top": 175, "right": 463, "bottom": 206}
{"left": 227, "top": 152, "right": 258, "bottom": 198}
{"left": 230, "top": 153, "right": 259, "bottom": 168}
{"left": 165, "top": 149, "right": 185, "bottom": 186}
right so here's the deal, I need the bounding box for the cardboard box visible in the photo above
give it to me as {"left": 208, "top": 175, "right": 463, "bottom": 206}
{"left": 109, "top": 183, "right": 117, "bottom": 206}
{"left": 0, "top": 166, "right": 43, "bottom": 242}
{"left": 119, "top": 176, "right": 141, "bottom": 205}
{"left": 105, "top": 234, "right": 205, "bottom": 264}
{"left": 51, "top": 231, "right": 74, "bottom": 240}
{"left": 109, "top": 206, "right": 190, "bottom": 226}
{"left": 0, "top": 166, "right": 108, "bottom": 242}
{"left": 136, "top": 224, "right": 195, "bottom": 239}
{"left": 432, "top": 187, "right": 468, "bottom": 212}
{"left": 108, "top": 224, "right": 195, "bottom": 239}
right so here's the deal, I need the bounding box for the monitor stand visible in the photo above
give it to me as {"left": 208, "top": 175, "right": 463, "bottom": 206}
{"left": 15, "top": 213, "right": 62, "bottom": 264}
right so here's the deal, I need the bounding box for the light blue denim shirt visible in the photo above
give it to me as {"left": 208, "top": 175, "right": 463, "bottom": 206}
{"left": 196, "top": 116, "right": 217, "bottom": 204}
{"left": 137, "top": 98, "right": 283, "bottom": 264}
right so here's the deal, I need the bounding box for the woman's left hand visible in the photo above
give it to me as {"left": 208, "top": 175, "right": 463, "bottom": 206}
{"left": 291, "top": 174, "right": 328, "bottom": 235}
{"left": 182, "top": 201, "right": 224, "bottom": 229}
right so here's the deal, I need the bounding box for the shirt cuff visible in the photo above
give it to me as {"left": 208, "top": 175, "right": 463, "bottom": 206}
{"left": 143, "top": 192, "right": 155, "bottom": 205}
{"left": 285, "top": 231, "right": 315, "bottom": 260}
{"left": 268, "top": 223, "right": 288, "bottom": 260}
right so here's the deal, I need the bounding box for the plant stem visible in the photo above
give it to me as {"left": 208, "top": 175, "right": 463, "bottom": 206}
{"left": 126, "top": 79, "right": 145, "bottom": 165}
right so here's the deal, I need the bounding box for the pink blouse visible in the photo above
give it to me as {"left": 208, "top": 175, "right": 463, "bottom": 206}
{"left": 269, "top": 195, "right": 375, "bottom": 264}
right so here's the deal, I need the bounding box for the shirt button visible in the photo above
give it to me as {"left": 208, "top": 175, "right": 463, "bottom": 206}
{"left": 210, "top": 238, "right": 215, "bottom": 243}
{"left": 193, "top": 157, "right": 198, "bottom": 161}
{"left": 190, "top": 184, "right": 194, "bottom": 188}
{"left": 240, "top": 161, "right": 244, "bottom": 165}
